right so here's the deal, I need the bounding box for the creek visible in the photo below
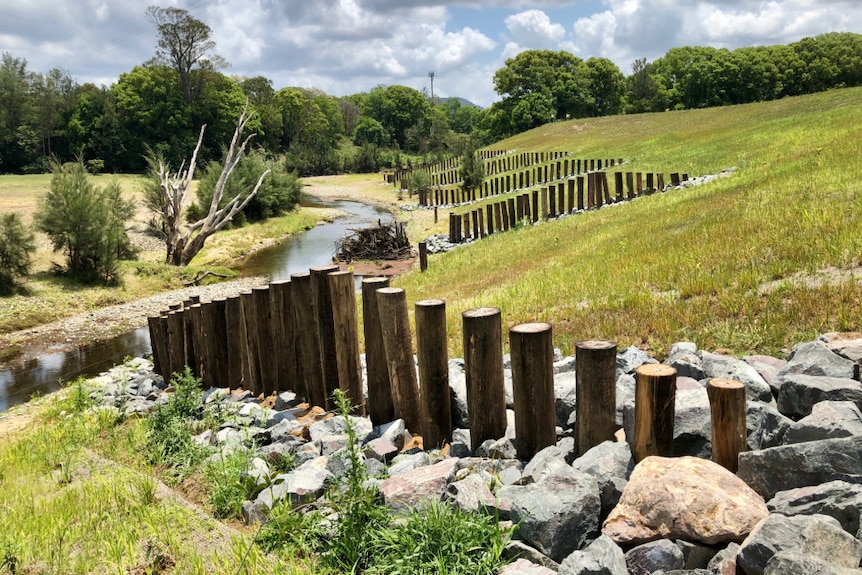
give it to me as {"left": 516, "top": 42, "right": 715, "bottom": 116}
{"left": 0, "top": 196, "right": 393, "bottom": 413}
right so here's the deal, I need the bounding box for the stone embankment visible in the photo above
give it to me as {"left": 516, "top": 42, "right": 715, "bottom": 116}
{"left": 84, "top": 330, "right": 862, "bottom": 575}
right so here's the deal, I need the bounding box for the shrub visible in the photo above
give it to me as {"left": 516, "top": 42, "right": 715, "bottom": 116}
{"left": 0, "top": 212, "right": 36, "bottom": 294}
{"left": 188, "top": 149, "right": 301, "bottom": 225}
{"left": 34, "top": 160, "right": 136, "bottom": 285}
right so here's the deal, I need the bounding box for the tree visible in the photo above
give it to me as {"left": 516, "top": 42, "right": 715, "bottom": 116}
{"left": 0, "top": 212, "right": 36, "bottom": 293}
{"left": 146, "top": 5, "right": 227, "bottom": 105}
{"left": 586, "top": 57, "right": 625, "bottom": 116}
{"left": 146, "top": 102, "right": 271, "bottom": 266}
{"left": 189, "top": 148, "right": 300, "bottom": 225}
{"left": 34, "top": 160, "right": 135, "bottom": 284}
{"left": 460, "top": 139, "right": 484, "bottom": 196}
{"left": 0, "top": 53, "right": 37, "bottom": 173}
{"left": 353, "top": 116, "right": 388, "bottom": 147}
{"left": 360, "top": 85, "right": 430, "bottom": 150}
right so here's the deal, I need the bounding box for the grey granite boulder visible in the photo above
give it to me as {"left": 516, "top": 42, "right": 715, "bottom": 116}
{"left": 777, "top": 339, "right": 857, "bottom": 380}
{"left": 763, "top": 551, "right": 862, "bottom": 575}
{"left": 737, "top": 435, "right": 862, "bottom": 499}
{"left": 444, "top": 472, "right": 496, "bottom": 514}
{"left": 380, "top": 457, "right": 458, "bottom": 512}
{"left": 500, "top": 467, "right": 601, "bottom": 563}
{"left": 777, "top": 374, "right": 862, "bottom": 419}
{"left": 554, "top": 371, "right": 578, "bottom": 428}
{"left": 706, "top": 542, "right": 739, "bottom": 575}
{"left": 746, "top": 401, "right": 793, "bottom": 450}
{"left": 743, "top": 354, "right": 787, "bottom": 397}
{"left": 782, "top": 400, "right": 862, "bottom": 444}
{"left": 665, "top": 342, "right": 706, "bottom": 381}
{"left": 767, "top": 480, "right": 862, "bottom": 536}
{"left": 617, "top": 346, "right": 657, "bottom": 375}
{"left": 700, "top": 351, "right": 774, "bottom": 404}
{"left": 503, "top": 541, "right": 560, "bottom": 571}
{"left": 571, "top": 440, "right": 634, "bottom": 517}
{"left": 499, "top": 558, "right": 556, "bottom": 575}
{"left": 737, "top": 513, "right": 862, "bottom": 575}
{"left": 557, "top": 534, "right": 627, "bottom": 575}
{"left": 625, "top": 539, "right": 685, "bottom": 575}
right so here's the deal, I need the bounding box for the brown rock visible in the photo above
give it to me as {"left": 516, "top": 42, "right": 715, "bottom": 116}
{"left": 381, "top": 457, "right": 458, "bottom": 511}
{"left": 602, "top": 456, "right": 768, "bottom": 545}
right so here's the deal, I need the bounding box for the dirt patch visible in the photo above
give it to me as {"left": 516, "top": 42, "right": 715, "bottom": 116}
{"left": 757, "top": 265, "right": 862, "bottom": 295}
{"left": 339, "top": 258, "right": 417, "bottom": 278}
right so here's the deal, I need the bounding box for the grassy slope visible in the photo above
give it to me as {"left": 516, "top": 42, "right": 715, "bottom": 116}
{"left": 397, "top": 88, "right": 862, "bottom": 357}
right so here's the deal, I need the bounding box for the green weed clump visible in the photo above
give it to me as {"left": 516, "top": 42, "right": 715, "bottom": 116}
{"left": 145, "top": 367, "right": 209, "bottom": 482}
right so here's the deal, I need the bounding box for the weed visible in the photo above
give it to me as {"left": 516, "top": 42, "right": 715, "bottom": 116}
{"left": 205, "top": 448, "right": 254, "bottom": 519}
{"left": 145, "top": 367, "right": 208, "bottom": 482}
{"left": 1, "top": 541, "right": 20, "bottom": 575}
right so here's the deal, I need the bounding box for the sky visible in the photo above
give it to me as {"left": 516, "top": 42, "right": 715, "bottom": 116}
{"left": 1, "top": 0, "right": 861, "bottom": 108}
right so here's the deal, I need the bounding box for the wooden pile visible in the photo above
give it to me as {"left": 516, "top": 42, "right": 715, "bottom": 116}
{"left": 335, "top": 221, "right": 411, "bottom": 262}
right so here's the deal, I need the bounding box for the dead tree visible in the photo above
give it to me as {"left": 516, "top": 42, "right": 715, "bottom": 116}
{"left": 152, "top": 101, "right": 271, "bottom": 266}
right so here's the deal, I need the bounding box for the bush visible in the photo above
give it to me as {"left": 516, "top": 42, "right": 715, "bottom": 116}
{"left": 145, "top": 368, "right": 207, "bottom": 482}
{"left": 34, "top": 160, "right": 136, "bottom": 285}
{"left": 188, "top": 149, "right": 301, "bottom": 225}
{"left": 0, "top": 212, "right": 36, "bottom": 294}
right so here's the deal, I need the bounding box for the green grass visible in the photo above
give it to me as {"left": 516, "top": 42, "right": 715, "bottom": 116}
{"left": 396, "top": 88, "right": 862, "bottom": 357}
{"left": 0, "top": 378, "right": 307, "bottom": 574}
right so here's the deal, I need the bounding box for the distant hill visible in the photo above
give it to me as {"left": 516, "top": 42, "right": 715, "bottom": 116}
{"left": 438, "top": 96, "right": 482, "bottom": 109}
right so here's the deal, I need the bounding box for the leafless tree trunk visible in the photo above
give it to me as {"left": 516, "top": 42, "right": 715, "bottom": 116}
{"left": 153, "top": 101, "right": 271, "bottom": 266}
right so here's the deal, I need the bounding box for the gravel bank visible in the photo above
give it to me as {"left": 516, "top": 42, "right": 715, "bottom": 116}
{"left": 0, "top": 276, "right": 269, "bottom": 368}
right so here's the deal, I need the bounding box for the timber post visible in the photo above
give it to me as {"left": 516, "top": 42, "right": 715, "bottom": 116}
{"left": 462, "top": 307, "right": 507, "bottom": 451}
{"left": 575, "top": 340, "right": 618, "bottom": 455}
{"left": 415, "top": 299, "right": 452, "bottom": 448}
{"left": 510, "top": 322, "right": 556, "bottom": 460}
{"left": 707, "top": 378, "right": 747, "bottom": 472}
{"left": 633, "top": 364, "right": 677, "bottom": 462}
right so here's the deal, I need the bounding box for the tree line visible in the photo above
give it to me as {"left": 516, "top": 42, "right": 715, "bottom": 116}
{"left": 1, "top": 7, "right": 860, "bottom": 177}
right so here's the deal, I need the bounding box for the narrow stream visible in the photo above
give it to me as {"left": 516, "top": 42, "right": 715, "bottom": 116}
{"left": 0, "top": 196, "right": 393, "bottom": 413}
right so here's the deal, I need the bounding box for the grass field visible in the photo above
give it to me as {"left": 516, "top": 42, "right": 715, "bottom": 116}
{"left": 396, "top": 88, "right": 862, "bottom": 357}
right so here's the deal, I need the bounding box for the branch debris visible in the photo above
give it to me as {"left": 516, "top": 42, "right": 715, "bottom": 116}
{"left": 335, "top": 221, "right": 411, "bottom": 263}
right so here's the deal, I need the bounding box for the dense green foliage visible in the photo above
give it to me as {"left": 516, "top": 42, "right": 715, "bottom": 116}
{"left": 188, "top": 148, "right": 302, "bottom": 225}
{"left": 0, "top": 212, "right": 35, "bottom": 293}
{"left": 33, "top": 160, "right": 136, "bottom": 284}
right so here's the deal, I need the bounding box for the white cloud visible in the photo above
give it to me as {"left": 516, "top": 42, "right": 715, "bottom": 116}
{"left": 505, "top": 9, "right": 566, "bottom": 48}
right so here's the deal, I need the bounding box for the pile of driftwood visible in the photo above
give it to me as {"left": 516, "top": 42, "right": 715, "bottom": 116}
{"left": 335, "top": 221, "right": 411, "bottom": 262}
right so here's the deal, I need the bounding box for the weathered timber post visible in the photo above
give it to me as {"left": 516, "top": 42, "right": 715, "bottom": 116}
{"left": 707, "top": 378, "right": 747, "bottom": 472}
{"left": 462, "top": 307, "right": 507, "bottom": 451}
{"left": 486, "top": 205, "right": 495, "bottom": 235}
{"left": 291, "top": 272, "right": 326, "bottom": 408}
{"left": 567, "top": 180, "right": 575, "bottom": 213}
{"left": 240, "top": 291, "right": 263, "bottom": 395}
{"left": 376, "top": 287, "right": 422, "bottom": 433}
{"left": 532, "top": 189, "right": 539, "bottom": 222}
{"left": 415, "top": 299, "right": 451, "bottom": 448}
{"left": 311, "top": 264, "right": 340, "bottom": 409}
{"left": 418, "top": 241, "right": 428, "bottom": 272}
{"left": 558, "top": 183, "right": 566, "bottom": 214}
{"left": 626, "top": 172, "right": 635, "bottom": 199}
{"left": 188, "top": 303, "right": 208, "bottom": 386}
{"left": 510, "top": 322, "right": 556, "bottom": 460}
{"left": 636, "top": 172, "right": 643, "bottom": 195}
{"left": 633, "top": 363, "right": 677, "bottom": 462}
{"left": 500, "top": 201, "right": 510, "bottom": 231}
{"left": 147, "top": 315, "right": 168, "bottom": 379}
{"left": 225, "top": 296, "right": 245, "bottom": 388}
{"left": 575, "top": 340, "right": 618, "bottom": 455}
{"left": 166, "top": 309, "right": 185, "bottom": 382}
{"left": 448, "top": 213, "right": 458, "bottom": 243}
{"left": 670, "top": 173, "right": 680, "bottom": 186}
{"left": 182, "top": 301, "right": 198, "bottom": 376}
{"left": 615, "top": 172, "right": 624, "bottom": 201}
{"left": 577, "top": 176, "right": 585, "bottom": 210}
{"left": 362, "top": 277, "right": 395, "bottom": 425}
{"left": 477, "top": 208, "right": 485, "bottom": 238}
{"left": 204, "top": 297, "right": 229, "bottom": 390}
{"left": 507, "top": 197, "right": 517, "bottom": 228}
{"left": 548, "top": 186, "right": 556, "bottom": 217}
{"left": 253, "top": 286, "right": 276, "bottom": 396}
{"left": 462, "top": 213, "right": 471, "bottom": 240}
{"left": 328, "top": 270, "right": 365, "bottom": 414}
{"left": 270, "top": 281, "right": 298, "bottom": 395}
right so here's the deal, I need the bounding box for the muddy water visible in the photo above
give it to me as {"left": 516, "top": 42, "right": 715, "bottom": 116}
{"left": 0, "top": 197, "right": 393, "bottom": 413}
